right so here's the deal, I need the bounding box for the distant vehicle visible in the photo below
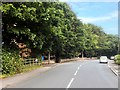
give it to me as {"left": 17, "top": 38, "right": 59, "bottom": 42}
{"left": 110, "top": 56, "right": 114, "bottom": 60}
{"left": 99, "top": 56, "right": 108, "bottom": 63}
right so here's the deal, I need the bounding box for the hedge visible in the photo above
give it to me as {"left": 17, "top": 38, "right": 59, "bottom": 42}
{"left": 2, "top": 49, "right": 23, "bottom": 75}
{"left": 114, "top": 54, "right": 120, "bottom": 65}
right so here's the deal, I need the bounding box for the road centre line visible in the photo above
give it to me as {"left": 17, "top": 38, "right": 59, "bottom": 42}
{"left": 74, "top": 70, "right": 78, "bottom": 76}
{"left": 67, "top": 64, "right": 83, "bottom": 88}
{"left": 74, "top": 66, "right": 80, "bottom": 76}
{"left": 66, "top": 78, "right": 74, "bottom": 88}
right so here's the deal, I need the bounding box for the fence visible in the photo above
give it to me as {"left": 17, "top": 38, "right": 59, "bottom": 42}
{"left": 23, "top": 58, "right": 42, "bottom": 66}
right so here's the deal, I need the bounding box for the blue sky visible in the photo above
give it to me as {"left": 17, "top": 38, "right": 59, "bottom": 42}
{"left": 66, "top": 2, "right": 118, "bottom": 35}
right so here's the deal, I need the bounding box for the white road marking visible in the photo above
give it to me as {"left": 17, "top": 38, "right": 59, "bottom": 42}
{"left": 74, "top": 65, "right": 82, "bottom": 76}
{"left": 66, "top": 78, "right": 74, "bottom": 88}
{"left": 74, "top": 66, "right": 80, "bottom": 76}
{"left": 67, "top": 64, "right": 83, "bottom": 88}
{"left": 74, "top": 70, "right": 78, "bottom": 76}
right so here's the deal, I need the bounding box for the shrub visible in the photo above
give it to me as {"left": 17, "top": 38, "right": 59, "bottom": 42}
{"left": 114, "top": 54, "right": 120, "bottom": 65}
{"left": 2, "top": 49, "right": 23, "bottom": 75}
{"left": 115, "top": 54, "right": 120, "bottom": 60}
{"left": 2, "top": 47, "right": 42, "bottom": 77}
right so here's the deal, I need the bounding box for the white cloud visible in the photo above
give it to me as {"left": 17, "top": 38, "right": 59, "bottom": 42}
{"left": 78, "top": 11, "right": 118, "bottom": 23}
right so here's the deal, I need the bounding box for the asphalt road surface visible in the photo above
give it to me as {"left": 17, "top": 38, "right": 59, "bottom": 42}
{"left": 8, "top": 60, "right": 118, "bottom": 88}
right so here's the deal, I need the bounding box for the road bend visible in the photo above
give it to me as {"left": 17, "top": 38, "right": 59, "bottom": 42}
{"left": 7, "top": 60, "right": 118, "bottom": 88}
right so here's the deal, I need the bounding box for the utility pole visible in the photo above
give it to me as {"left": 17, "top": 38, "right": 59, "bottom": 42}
{"left": 118, "top": 2, "right": 120, "bottom": 54}
{"left": 118, "top": 33, "right": 120, "bottom": 54}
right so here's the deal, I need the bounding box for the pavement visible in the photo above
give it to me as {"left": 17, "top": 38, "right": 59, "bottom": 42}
{"left": 108, "top": 60, "right": 120, "bottom": 77}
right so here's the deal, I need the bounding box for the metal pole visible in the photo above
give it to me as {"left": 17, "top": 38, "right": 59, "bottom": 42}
{"left": 118, "top": 2, "right": 120, "bottom": 54}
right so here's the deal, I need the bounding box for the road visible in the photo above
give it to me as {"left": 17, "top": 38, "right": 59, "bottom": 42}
{"left": 7, "top": 60, "right": 118, "bottom": 88}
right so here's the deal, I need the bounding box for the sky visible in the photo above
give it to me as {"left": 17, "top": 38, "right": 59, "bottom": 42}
{"left": 65, "top": 2, "right": 118, "bottom": 35}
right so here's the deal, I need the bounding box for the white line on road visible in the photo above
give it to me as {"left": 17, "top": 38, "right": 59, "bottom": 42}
{"left": 108, "top": 64, "right": 118, "bottom": 76}
{"left": 74, "top": 70, "right": 78, "bottom": 76}
{"left": 74, "top": 67, "right": 80, "bottom": 76}
{"left": 67, "top": 65, "right": 82, "bottom": 88}
{"left": 74, "top": 64, "right": 82, "bottom": 75}
{"left": 66, "top": 78, "right": 74, "bottom": 88}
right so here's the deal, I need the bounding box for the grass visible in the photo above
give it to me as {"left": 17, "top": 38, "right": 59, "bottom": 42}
{"left": 0, "top": 64, "right": 43, "bottom": 78}
{"left": 22, "top": 64, "right": 43, "bottom": 73}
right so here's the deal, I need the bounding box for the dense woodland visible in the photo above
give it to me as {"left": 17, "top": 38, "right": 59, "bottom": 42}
{"left": 1, "top": 2, "right": 119, "bottom": 75}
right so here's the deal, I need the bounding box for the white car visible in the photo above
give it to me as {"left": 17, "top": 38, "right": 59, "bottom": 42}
{"left": 99, "top": 56, "right": 108, "bottom": 63}
{"left": 110, "top": 56, "right": 114, "bottom": 60}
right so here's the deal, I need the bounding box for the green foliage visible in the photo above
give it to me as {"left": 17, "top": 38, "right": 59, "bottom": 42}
{"left": 2, "top": 49, "right": 23, "bottom": 75}
{"left": 115, "top": 55, "right": 120, "bottom": 60}
{"left": 114, "top": 54, "right": 120, "bottom": 65}
{"left": 1, "top": 2, "right": 118, "bottom": 65}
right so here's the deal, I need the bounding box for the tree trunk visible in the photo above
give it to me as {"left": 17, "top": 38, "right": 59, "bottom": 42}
{"left": 48, "top": 51, "right": 50, "bottom": 64}
{"left": 82, "top": 50, "right": 84, "bottom": 60}
{"left": 55, "top": 57, "right": 61, "bottom": 63}
{"left": 55, "top": 51, "right": 61, "bottom": 63}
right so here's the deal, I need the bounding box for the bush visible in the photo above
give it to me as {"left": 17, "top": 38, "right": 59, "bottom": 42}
{"left": 114, "top": 54, "right": 120, "bottom": 65}
{"left": 2, "top": 49, "right": 23, "bottom": 75}
{"left": 2, "top": 47, "right": 42, "bottom": 77}
{"left": 115, "top": 54, "right": 120, "bottom": 60}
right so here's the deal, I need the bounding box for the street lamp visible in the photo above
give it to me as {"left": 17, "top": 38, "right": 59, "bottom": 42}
{"left": 118, "top": 2, "right": 120, "bottom": 54}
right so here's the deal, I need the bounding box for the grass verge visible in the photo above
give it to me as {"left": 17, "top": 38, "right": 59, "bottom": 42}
{"left": 0, "top": 65, "right": 42, "bottom": 78}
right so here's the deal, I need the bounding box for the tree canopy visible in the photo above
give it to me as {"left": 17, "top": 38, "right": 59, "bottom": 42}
{"left": 1, "top": 2, "right": 119, "bottom": 63}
